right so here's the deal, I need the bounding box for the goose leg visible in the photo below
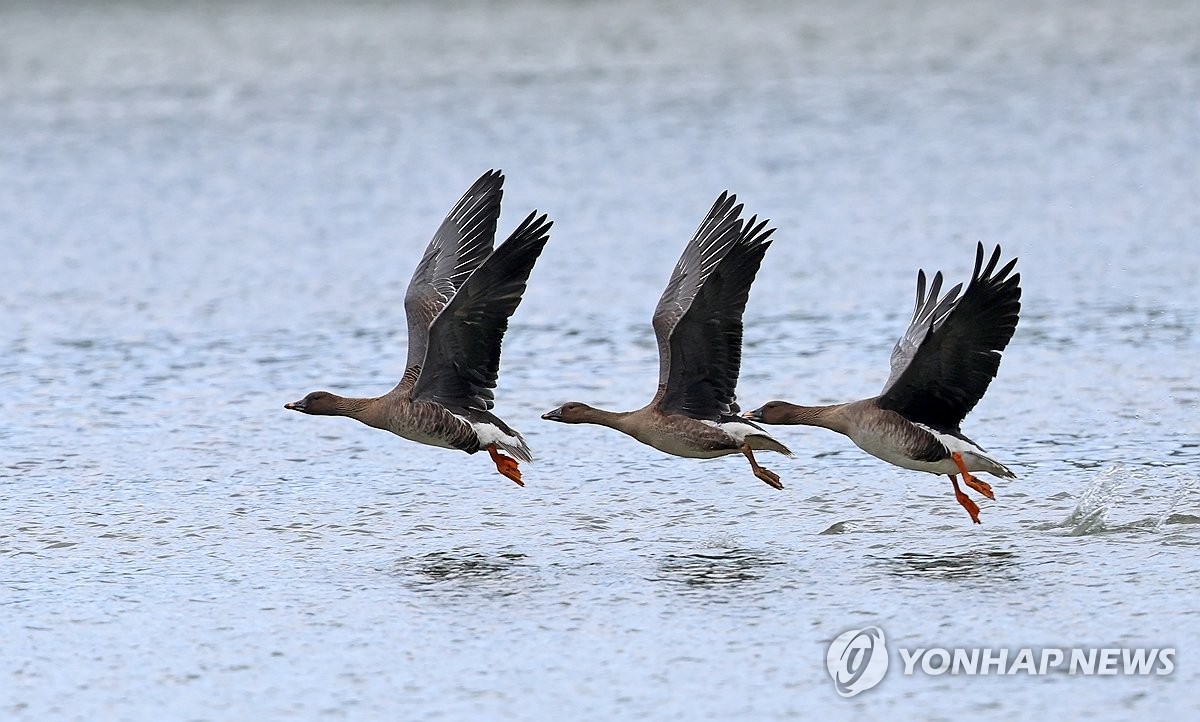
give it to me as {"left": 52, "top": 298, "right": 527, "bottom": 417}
{"left": 949, "top": 474, "right": 981, "bottom": 524}
{"left": 741, "top": 443, "right": 783, "bottom": 490}
{"left": 952, "top": 451, "right": 994, "bottom": 499}
{"left": 487, "top": 444, "right": 524, "bottom": 487}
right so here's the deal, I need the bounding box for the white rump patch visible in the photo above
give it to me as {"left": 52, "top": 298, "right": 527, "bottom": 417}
{"left": 469, "top": 420, "right": 533, "bottom": 462}
{"left": 711, "top": 420, "right": 755, "bottom": 443}
{"left": 913, "top": 423, "right": 1014, "bottom": 478}
{"left": 703, "top": 419, "right": 789, "bottom": 453}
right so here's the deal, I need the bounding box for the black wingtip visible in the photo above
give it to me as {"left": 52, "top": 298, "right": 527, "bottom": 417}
{"left": 965, "top": 243, "right": 1012, "bottom": 289}
{"left": 468, "top": 169, "right": 505, "bottom": 193}
{"left": 740, "top": 214, "right": 775, "bottom": 247}
{"left": 708, "top": 191, "right": 743, "bottom": 224}
{"left": 445, "top": 172, "right": 505, "bottom": 230}
{"left": 968, "top": 244, "right": 1020, "bottom": 288}
{"left": 971, "top": 243, "right": 986, "bottom": 281}
{"left": 517, "top": 210, "right": 553, "bottom": 237}
{"left": 498, "top": 211, "right": 553, "bottom": 256}
{"left": 995, "top": 256, "right": 1019, "bottom": 282}
{"left": 688, "top": 193, "right": 746, "bottom": 261}
{"left": 928, "top": 270, "right": 944, "bottom": 301}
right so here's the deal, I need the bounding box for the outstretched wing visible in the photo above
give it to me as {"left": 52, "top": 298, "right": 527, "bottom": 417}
{"left": 877, "top": 243, "right": 1022, "bottom": 430}
{"left": 402, "top": 170, "right": 504, "bottom": 375}
{"left": 651, "top": 193, "right": 744, "bottom": 400}
{"left": 410, "top": 212, "right": 552, "bottom": 410}
{"left": 656, "top": 215, "right": 775, "bottom": 419}
{"left": 649, "top": 192, "right": 774, "bottom": 419}
{"left": 881, "top": 269, "right": 963, "bottom": 394}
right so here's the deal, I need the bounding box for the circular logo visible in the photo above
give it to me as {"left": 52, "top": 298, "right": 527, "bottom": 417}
{"left": 827, "top": 626, "right": 889, "bottom": 697}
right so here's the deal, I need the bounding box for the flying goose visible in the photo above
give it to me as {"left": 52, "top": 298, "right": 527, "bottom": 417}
{"left": 286, "top": 170, "right": 551, "bottom": 486}
{"left": 541, "top": 192, "right": 792, "bottom": 488}
{"left": 744, "top": 243, "right": 1021, "bottom": 522}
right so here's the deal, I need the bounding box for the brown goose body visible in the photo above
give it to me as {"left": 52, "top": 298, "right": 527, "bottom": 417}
{"left": 745, "top": 244, "right": 1021, "bottom": 523}
{"left": 542, "top": 192, "right": 791, "bottom": 489}
{"left": 285, "top": 170, "right": 551, "bottom": 486}
{"left": 285, "top": 390, "right": 527, "bottom": 458}
{"left": 546, "top": 403, "right": 792, "bottom": 460}
{"left": 753, "top": 399, "right": 1010, "bottom": 475}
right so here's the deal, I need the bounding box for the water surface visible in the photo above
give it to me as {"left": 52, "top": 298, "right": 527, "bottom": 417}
{"left": 3, "top": 1, "right": 1199, "bottom": 719}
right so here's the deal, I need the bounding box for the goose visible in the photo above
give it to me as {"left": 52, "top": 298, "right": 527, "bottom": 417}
{"left": 541, "top": 192, "right": 792, "bottom": 488}
{"left": 285, "top": 170, "right": 551, "bottom": 486}
{"left": 743, "top": 243, "right": 1021, "bottom": 523}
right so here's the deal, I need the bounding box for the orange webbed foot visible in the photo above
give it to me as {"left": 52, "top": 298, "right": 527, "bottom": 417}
{"left": 949, "top": 474, "right": 981, "bottom": 524}
{"left": 754, "top": 466, "right": 784, "bottom": 490}
{"left": 741, "top": 443, "right": 783, "bottom": 490}
{"left": 487, "top": 444, "right": 524, "bottom": 487}
{"left": 951, "top": 452, "right": 995, "bottom": 500}
{"left": 964, "top": 476, "right": 994, "bottom": 500}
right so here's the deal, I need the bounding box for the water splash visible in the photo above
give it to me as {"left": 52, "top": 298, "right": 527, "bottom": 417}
{"left": 1155, "top": 472, "right": 1200, "bottom": 529}
{"left": 1051, "top": 464, "right": 1199, "bottom": 536}
{"left": 1060, "top": 465, "right": 1128, "bottom": 535}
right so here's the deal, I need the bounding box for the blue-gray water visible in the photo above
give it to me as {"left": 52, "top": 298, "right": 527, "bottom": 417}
{"left": 3, "top": 1, "right": 1198, "bottom": 719}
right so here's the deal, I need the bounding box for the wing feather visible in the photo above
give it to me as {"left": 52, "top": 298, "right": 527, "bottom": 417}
{"left": 881, "top": 269, "right": 962, "bottom": 393}
{"left": 877, "top": 243, "right": 1022, "bottom": 430}
{"left": 656, "top": 207, "right": 774, "bottom": 420}
{"left": 402, "top": 170, "right": 504, "bottom": 376}
{"left": 410, "top": 212, "right": 552, "bottom": 409}
{"left": 651, "top": 192, "right": 744, "bottom": 393}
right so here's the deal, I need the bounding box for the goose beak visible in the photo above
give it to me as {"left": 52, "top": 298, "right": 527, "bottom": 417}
{"left": 285, "top": 399, "right": 305, "bottom": 412}
{"left": 541, "top": 407, "right": 563, "bottom": 422}
{"left": 742, "top": 408, "right": 763, "bottom": 422}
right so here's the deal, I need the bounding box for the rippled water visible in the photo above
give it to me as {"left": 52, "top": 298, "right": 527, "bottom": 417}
{"left": 3, "top": 1, "right": 1199, "bottom": 719}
